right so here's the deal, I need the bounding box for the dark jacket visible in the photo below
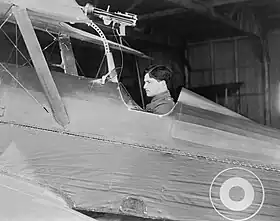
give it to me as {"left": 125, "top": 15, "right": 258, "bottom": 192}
{"left": 146, "top": 90, "right": 175, "bottom": 115}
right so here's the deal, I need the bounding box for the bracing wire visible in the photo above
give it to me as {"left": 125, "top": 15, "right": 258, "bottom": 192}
{"left": 6, "top": 33, "right": 21, "bottom": 64}
{"left": 75, "top": 59, "right": 85, "bottom": 76}
{"left": 49, "top": 39, "right": 57, "bottom": 57}
{"left": 0, "top": 5, "right": 13, "bottom": 30}
{"left": 0, "top": 63, "right": 49, "bottom": 113}
{"left": 15, "top": 23, "right": 18, "bottom": 70}
{"left": 0, "top": 28, "right": 33, "bottom": 67}
{"left": 95, "top": 53, "right": 106, "bottom": 78}
{"left": 22, "top": 39, "right": 57, "bottom": 66}
{"left": 119, "top": 37, "right": 145, "bottom": 108}
{"left": 0, "top": 15, "right": 50, "bottom": 113}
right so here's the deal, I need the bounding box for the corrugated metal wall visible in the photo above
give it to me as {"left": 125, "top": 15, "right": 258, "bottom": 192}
{"left": 187, "top": 37, "right": 264, "bottom": 125}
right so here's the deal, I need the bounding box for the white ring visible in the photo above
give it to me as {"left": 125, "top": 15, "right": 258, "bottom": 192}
{"left": 220, "top": 177, "right": 254, "bottom": 211}
{"left": 209, "top": 167, "right": 265, "bottom": 221}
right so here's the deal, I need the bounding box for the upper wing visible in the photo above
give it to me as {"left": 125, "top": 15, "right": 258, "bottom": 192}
{"left": 60, "top": 23, "right": 151, "bottom": 59}
{"left": 0, "top": 0, "right": 151, "bottom": 59}
{"left": 0, "top": 0, "right": 89, "bottom": 23}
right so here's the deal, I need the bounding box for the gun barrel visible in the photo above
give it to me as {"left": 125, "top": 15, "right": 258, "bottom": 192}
{"left": 84, "top": 3, "right": 137, "bottom": 27}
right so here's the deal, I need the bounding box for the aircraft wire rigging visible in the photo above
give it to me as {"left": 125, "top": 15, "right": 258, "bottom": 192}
{"left": 0, "top": 2, "right": 137, "bottom": 113}
{"left": 0, "top": 63, "right": 49, "bottom": 113}
{"left": 0, "top": 27, "right": 32, "bottom": 67}
{"left": 116, "top": 37, "right": 145, "bottom": 109}
{"left": 0, "top": 10, "right": 51, "bottom": 114}
{"left": 0, "top": 4, "right": 13, "bottom": 30}
{"left": 43, "top": 30, "right": 85, "bottom": 77}
{"left": 22, "top": 35, "right": 57, "bottom": 67}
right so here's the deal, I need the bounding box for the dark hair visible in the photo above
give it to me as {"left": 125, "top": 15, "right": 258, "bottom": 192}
{"left": 144, "top": 65, "right": 172, "bottom": 88}
{"left": 144, "top": 64, "right": 186, "bottom": 102}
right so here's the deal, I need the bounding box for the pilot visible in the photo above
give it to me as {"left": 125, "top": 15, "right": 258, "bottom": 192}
{"left": 143, "top": 65, "right": 175, "bottom": 115}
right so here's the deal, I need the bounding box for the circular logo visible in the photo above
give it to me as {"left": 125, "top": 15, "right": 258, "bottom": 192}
{"left": 209, "top": 167, "right": 265, "bottom": 221}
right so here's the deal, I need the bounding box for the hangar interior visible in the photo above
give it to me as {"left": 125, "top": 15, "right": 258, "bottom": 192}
{"left": 1, "top": 0, "right": 280, "bottom": 128}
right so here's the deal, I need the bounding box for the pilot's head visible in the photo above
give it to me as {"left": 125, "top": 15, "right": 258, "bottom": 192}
{"left": 143, "top": 65, "right": 172, "bottom": 97}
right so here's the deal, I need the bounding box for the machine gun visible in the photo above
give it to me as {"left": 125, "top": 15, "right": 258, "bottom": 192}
{"left": 83, "top": 4, "right": 138, "bottom": 36}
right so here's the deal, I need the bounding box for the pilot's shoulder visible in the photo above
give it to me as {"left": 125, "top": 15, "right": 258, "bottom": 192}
{"left": 154, "top": 99, "right": 174, "bottom": 115}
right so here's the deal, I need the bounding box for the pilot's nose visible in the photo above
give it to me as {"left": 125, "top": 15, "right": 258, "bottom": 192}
{"left": 143, "top": 82, "right": 147, "bottom": 90}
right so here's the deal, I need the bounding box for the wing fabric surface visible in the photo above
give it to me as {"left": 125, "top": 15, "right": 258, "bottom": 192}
{"left": 0, "top": 173, "right": 97, "bottom": 221}
{"left": 0, "top": 141, "right": 96, "bottom": 220}
{"left": 2, "top": 0, "right": 88, "bottom": 22}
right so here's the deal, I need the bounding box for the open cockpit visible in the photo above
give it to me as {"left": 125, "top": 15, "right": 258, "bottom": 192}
{"left": 0, "top": 1, "right": 184, "bottom": 125}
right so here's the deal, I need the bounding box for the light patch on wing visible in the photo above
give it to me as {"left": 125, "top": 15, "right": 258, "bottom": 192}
{"left": 11, "top": 0, "right": 89, "bottom": 22}
{"left": 0, "top": 141, "right": 35, "bottom": 179}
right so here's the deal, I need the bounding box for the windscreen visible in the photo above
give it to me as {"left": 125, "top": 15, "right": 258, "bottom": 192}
{"left": 118, "top": 82, "right": 143, "bottom": 111}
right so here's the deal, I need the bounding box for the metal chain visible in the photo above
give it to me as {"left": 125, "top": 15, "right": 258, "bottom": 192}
{"left": 0, "top": 120, "right": 279, "bottom": 173}
{"left": 184, "top": 151, "right": 280, "bottom": 173}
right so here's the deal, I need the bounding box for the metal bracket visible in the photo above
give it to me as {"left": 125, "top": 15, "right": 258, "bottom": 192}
{"left": 58, "top": 34, "right": 78, "bottom": 76}
{"left": 83, "top": 4, "right": 137, "bottom": 36}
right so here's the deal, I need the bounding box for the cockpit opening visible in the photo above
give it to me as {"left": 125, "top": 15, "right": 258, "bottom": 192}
{"left": 60, "top": 40, "right": 184, "bottom": 116}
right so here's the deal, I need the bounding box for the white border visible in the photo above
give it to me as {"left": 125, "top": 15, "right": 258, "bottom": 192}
{"left": 209, "top": 167, "right": 265, "bottom": 221}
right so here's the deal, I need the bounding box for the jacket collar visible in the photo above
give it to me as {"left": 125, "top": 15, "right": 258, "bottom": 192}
{"left": 150, "top": 90, "right": 173, "bottom": 103}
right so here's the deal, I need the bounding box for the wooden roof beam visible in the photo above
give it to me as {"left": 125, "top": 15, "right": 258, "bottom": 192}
{"left": 139, "top": 8, "right": 188, "bottom": 20}
{"left": 165, "top": 0, "right": 261, "bottom": 36}
{"left": 126, "top": 0, "right": 144, "bottom": 12}
{"left": 212, "top": 0, "right": 252, "bottom": 6}
{"left": 166, "top": 0, "right": 252, "bottom": 7}
{"left": 165, "top": 0, "right": 211, "bottom": 13}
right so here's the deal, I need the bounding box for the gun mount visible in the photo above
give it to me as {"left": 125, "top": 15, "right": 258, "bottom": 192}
{"left": 83, "top": 3, "right": 138, "bottom": 36}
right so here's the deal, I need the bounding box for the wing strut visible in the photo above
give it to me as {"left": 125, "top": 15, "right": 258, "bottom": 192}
{"left": 12, "top": 6, "right": 69, "bottom": 127}
{"left": 58, "top": 35, "right": 78, "bottom": 76}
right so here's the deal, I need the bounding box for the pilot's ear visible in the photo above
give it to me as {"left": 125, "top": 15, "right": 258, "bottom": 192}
{"left": 160, "top": 80, "right": 167, "bottom": 88}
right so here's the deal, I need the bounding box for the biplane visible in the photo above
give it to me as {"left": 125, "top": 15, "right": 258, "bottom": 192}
{"left": 0, "top": 0, "right": 280, "bottom": 221}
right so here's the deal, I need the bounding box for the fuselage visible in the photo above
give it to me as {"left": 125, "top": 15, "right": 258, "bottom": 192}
{"left": 0, "top": 63, "right": 280, "bottom": 220}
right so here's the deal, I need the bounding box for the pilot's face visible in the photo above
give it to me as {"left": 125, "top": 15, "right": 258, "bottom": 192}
{"left": 144, "top": 73, "right": 163, "bottom": 97}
